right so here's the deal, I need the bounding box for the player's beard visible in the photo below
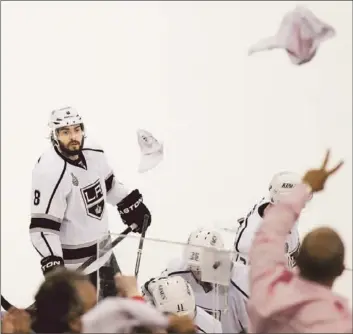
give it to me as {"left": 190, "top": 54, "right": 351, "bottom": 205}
{"left": 59, "top": 137, "right": 84, "bottom": 158}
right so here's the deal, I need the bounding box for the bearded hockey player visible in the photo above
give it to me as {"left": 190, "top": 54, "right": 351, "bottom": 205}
{"left": 144, "top": 275, "right": 222, "bottom": 333}
{"left": 29, "top": 106, "right": 152, "bottom": 298}
{"left": 143, "top": 228, "right": 229, "bottom": 322}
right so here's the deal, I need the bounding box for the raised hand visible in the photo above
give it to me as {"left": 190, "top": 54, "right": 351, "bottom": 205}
{"left": 302, "top": 150, "right": 344, "bottom": 193}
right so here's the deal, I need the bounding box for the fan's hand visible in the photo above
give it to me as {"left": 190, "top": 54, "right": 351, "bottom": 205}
{"left": 302, "top": 150, "right": 344, "bottom": 193}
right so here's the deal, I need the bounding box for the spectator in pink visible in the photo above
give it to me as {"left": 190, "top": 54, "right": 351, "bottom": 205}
{"left": 248, "top": 150, "right": 352, "bottom": 333}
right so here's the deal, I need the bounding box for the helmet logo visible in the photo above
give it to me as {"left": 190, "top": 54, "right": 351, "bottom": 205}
{"left": 282, "top": 183, "right": 294, "bottom": 188}
{"left": 210, "top": 235, "right": 217, "bottom": 246}
{"left": 158, "top": 285, "right": 166, "bottom": 300}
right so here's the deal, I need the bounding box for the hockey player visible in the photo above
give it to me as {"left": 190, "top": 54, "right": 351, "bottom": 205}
{"left": 224, "top": 171, "right": 312, "bottom": 333}
{"left": 234, "top": 171, "right": 305, "bottom": 268}
{"left": 29, "top": 106, "right": 152, "bottom": 299}
{"left": 142, "top": 228, "right": 230, "bottom": 322}
{"left": 143, "top": 275, "right": 222, "bottom": 333}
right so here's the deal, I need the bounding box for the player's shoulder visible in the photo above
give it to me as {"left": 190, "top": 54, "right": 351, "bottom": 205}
{"left": 33, "top": 146, "right": 67, "bottom": 180}
{"left": 162, "top": 258, "right": 189, "bottom": 276}
{"left": 81, "top": 137, "right": 105, "bottom": 154}
{"left": 230, "top": 262, "right": 249, "bottom": 284}
{"left": 251, "top": 195, "right": 271, "bottom": 219}
{"left": 195, "top": 306, "right": 222, "bottom": 332}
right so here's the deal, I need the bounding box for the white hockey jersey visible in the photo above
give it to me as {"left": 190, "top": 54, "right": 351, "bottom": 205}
{"left": 234, "top": 196, "right": 300, "bottom": 268}
{"left": 29, "top": 138, "right": 129, "bottom": 274}
{"left": 222, "top": 263, "right": 249, "bottom": 333}
{"left": 194, "top": 306, "right": 223, "bottom": 333}
{"left": 157, "top": 259, "right": 229, "bottom": 321}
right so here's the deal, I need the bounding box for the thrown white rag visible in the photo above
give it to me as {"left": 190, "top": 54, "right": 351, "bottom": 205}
{"left": 137, "top": 129, "right": 164, "bottom": 173}
{"left": 248, "top": 6, "right": 336, "bottom": 65}
{"left": 81, "top": 297, "right": 169, "bottom": 333}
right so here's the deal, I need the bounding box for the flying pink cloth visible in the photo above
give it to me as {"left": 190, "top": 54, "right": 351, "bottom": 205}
{"left": 248, "top": 184, "right": 352, "bottom": 333}
{"left": 248, "top": 6, "right": 336, "bottom": 65}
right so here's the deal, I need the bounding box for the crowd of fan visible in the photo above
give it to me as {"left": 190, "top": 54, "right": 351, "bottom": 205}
{"left": 1, "top": 271, "right": 197, "bottom": 333}
{"left": 1, "top": 152, "right": 352, "bottom": 333}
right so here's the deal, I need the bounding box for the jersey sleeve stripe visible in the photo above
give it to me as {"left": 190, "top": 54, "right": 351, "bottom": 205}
{"left": 62, "top": 242, "right": 98, "bottom": 260}
{"left": 230, "top": 280, "right": 249, "bottom": 299}
{"left": 238, "top": 320, "right": 245, "bottom": 333}
{"left": 30, "top": 217, "right": 61, "bottom": 232}
{"left": 45, "top": 161, "right": 67, "bottom": 214}
{"left": 33, "top": 245, "right": 44, "bottom": 257}
{"left": 31, "top": 213, "right": 62, "bottom": 223}
{"left": 41, "top": 232, "right": 54, "bottom": 256}
{"left": 105, "top": 173, "right": 114, "bottom": 193}
{"left": 196, "top": 325, "right": 206, "bottom": 333}
{"left": 234, "top": 217, "right": 249, "bottom": 253}
{"left": 167, "top": 270, "right": 192, "bottom": 276}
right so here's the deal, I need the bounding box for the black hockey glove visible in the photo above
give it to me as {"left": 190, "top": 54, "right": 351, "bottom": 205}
{"left": 117, "top": 189, "right": 151, "bottom": 233}
{"left": 40, "top": 255, "right": 64, "bottom": 275}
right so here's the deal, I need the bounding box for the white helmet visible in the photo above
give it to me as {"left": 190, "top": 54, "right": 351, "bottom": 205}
{"left": 184, "top": 228, "right": 225, "bottom": 277}
{"left": 268, "top": 171, "right": 302, "bottom": 204}
{"left": 147, "top": 276, "right": 196, "bottom": 318}
{"left": 48, "top": 106, "right": 84, "bottom": 144}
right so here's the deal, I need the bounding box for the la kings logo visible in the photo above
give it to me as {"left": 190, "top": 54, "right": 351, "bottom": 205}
{"left": 81, "top": 179, "right": 105, "bottom": 220}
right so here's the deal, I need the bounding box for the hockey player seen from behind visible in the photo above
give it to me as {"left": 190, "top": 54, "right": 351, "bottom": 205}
{"left": 224, "top": 172, "right": 313, "bottom": 333}
{"left": 234, "top": 171, "right": 306, "bottom": 269}
{"left": 143, "top": 228, "right": 230, "bottom": 323}
{"left": 144, "top": 275, "right": 222, "bottom": 333}
{"left": 29, "top": 106, "right": 152, "bottom": 299}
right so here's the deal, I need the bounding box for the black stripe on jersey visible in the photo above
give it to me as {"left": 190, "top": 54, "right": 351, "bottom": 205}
{"left": 258, "top": 202, "right": 270, "bottom": 218}
{"left": 41, "top": 232, "right": 54, "bottom": 256}
{"left": 82, "top": 148, "right": 104, "bottom": 153}
{"left": 33, "top": 245, "right": 44, "bottom": 257}
{"left": 230, "top": 280, "right": 249, "bottom": 299}
{"left": 196, "top": 325, "right": 206, "bottom": 333}
{"left": 62, "top": 243, "right": 98, "bottom": 261}
{"left": 234, "top": 217, "right": 248, "bottom": 253}
{"left": 239, "top": 320, "right": 245, "bottom": 333}
{"left": 45, "top": 161, "right": 67, "bottom": 214}
{"left": 105, "top": 174, "right": 114, "bottom": 192}
{"left": 167, "top": 270, "right": 192, "bottom": 276}
{"left": 30, "top": 217, "right": 61, "bottom": 232}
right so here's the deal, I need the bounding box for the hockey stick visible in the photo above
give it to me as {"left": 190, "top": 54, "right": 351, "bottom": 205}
{"left": 134, "top": 215, "right": 150, "bottom": 278}
{"left": 1, "top": 225, "right": 136, "bottom": 312}
{"left": 77, "top": 224, "right": 136, "bottom": 272}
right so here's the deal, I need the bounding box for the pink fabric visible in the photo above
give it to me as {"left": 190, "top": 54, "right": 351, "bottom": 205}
{"left": 248, "top": 184, "right": 352, "bottom": 333}
{"left": 248, "top": 6, "right": 335, "bottom": 65}
{"left": 81, "top": 297, "right": 169, "bottom": 333}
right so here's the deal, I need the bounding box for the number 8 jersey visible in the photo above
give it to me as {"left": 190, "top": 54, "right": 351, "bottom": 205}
{"left": 29, "top": 138, "right": 129, "bottom": 273}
